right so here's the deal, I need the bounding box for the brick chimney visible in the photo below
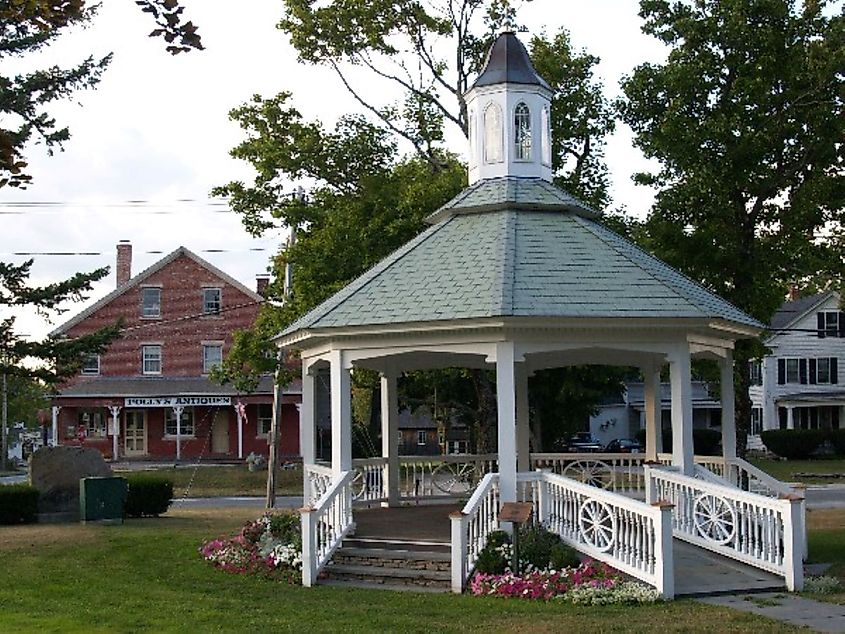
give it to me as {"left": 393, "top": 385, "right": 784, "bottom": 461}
{"left": 116, "top": 240, "right": 132, "bottom": 287}
{"left": 256, "top": 275, "right": 270, "bottom": 296}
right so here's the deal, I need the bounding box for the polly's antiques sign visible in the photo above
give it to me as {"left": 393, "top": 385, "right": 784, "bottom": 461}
{"left": 124, "top": 396, "right": 232, "bottom": 408}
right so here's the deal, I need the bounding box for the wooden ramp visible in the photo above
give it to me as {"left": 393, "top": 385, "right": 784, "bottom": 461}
{"left": 345, "top": 505, "right": 786, "bottom": 597}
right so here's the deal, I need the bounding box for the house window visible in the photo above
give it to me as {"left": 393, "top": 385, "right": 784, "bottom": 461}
{"left": 203, "top": 288, "right": 221, "bottom": 315}
{"left": 467, "top": 108, "right": 476, "bottom": 167}
{"left": 483, "top": 102, "right": 503, "bottom": 163}
{"left": 257, "top": 404, "right": 273, "bottom": 436}
{"left": 165, "top": 408, "right": 195, "bottom": 437}
{"left": 817, "top": 358, "right": 831, "bottom": 384}
{"left": 142, "top": 345, "right": 162, "bottom": 375}
{"left": 202, "top": 344, "right": 223, "bottom": 373}
{"left": 141, "top": 287, "right": 161, "bottom": 318}
{"left": 748, "top": 360, "right": 762, "bottom": 386}
{"left": 417, "top": 430, "right": 427, "bottom": 445}
{"left": 514, "top": 102, "right": 531, "bottom": 160}
{"left": 786, "top": 358, "right": 800, "bottom": 384}
{"left": 78, "top": 409, "right": 107, "bottom": 438}
{"left": 541, "top": 106, "right": 551, "bottom": 166}
{"left": 81, "top": 354, "right": 100, "bottom": 375}
{"left": 750, "top": 408, "right": 763, "bottom": 436}
{"left": 818, "top": 311, "right": 843, "bottom": 338}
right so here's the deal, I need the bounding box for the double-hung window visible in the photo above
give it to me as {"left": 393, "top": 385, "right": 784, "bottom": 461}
{"left": 417, "top": 430, "right": 427, "bottom": 445}
{"left": 165, "top": 408, "right": 194, "bottom": 436}
{"left": 142, "top": 345, "right": 162, "bottom": 375}
{"left": 202, "top": 344, "right": 223, "bottom": 374}
{"left": 81, "top": 354, "right": 100, "bottom": 375}
{"left": 141, "top": 287, "right": 161, "bottom": 318}
{"left": 257, "top": 404, "right": 273, "bottom": 436}
{"left": 203, "top": 288, "right": 221, "bottom": 315}
{"left": 785, "top": 358, "right": 800, "bottom": 384}
{"left": 818, "top": 311, "right": 844, "bottom": 338}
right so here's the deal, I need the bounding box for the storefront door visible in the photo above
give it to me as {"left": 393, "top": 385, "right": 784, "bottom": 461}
{"left": 211, "top": 411, "right": 229, "bottom": 454}
{"left": 124, "top": 410, "right": 147, "bottom": 456}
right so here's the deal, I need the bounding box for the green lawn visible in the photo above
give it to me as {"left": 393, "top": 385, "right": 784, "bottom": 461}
{"left": 112, "top": 464, "right": 303, "bottom": 498}
{"left": 749, "top": 457, "right": 845, "bottom": 484}
{"left": 0, "top": 508, "right": 811, "bottom": 633}
{"left": 805, "top": 509, "right": 845, "bottom": 604}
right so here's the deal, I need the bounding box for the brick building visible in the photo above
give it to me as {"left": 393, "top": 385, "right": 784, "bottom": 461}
{"left": 50, "top": 242, "right": 301, "bottom": 462}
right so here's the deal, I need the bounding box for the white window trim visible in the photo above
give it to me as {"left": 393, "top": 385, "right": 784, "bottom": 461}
{"left": 785, "top": 357, "right": 800, "bottom": 384}
{"left": 202, "top": 343, "right": 224, "bottom": 374}
{"left": 513, "top": 102, "right": 532, "bottom": 162}
{"left": 417, "top": 430, "right": 427, "bottom": 445}
{"left": 256, "top": 404, "right": 273, "bottom": 438}
{"left": 140, "top": 286, "right": 162, "bottom": 319}
{"left": 142, "top": 344, "right": 162, "bottom": 375}
{"left": 483, "top": 102, "right": 503, "bottom": 164}
{"left": 541, "top": 106, "right": 551, "bottom": 167}
{"left": 202, "top": 287, "right": 222, "bottom": 316}
{"left": 816, "top": 357, "right": 832, "bottom": 384}
{"left": 163, "top": 408, "right": 196, "bottom": 438}
{"left": 81, "top": 354, "right": 100, "bottom": 376}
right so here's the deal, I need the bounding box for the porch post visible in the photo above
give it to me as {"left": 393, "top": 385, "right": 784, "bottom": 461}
{"left": 300, "top": 367, "right": 316, "bottom": 466}
{"left": 643, "top": 364, "right": 662, "bottom": 461}
{"left": 172, "top": 405, "right": 184, "bottom": 462}
{"left": 496, "top": 341, "right": 517, "bottom": 504}
{"left": 720, "top": 351, "right": 737, "bottom": 460}
{"left": 515, "top": 363, "right": 530, "bottom": 472}
{"left": 51, "top": 406, "right": 60, "bottom": 447}
{"left": 108, "top": 405, "right": 121, "bottom": 460}
{"left": 329, "top": 349, "right": 352, "bottom": 475}
{"left": 786, "top": 406, "right": 795, "bottom": 430}
{"left": 668, "top": 346, "right": 694, "bottom": 476}
{"left": 380, "top": 371, "right": 400, "bottom": 506}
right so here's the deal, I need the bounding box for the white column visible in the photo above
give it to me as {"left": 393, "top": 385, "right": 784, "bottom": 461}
{"left": 786, "top": 406, "right": 795, "bottom": 430}
{"left": 51, "top": 406, "right": 61, "bottom": 447}
{"left": 669, "top": 346, "right": 694, "bottom": 475}
{"left": 235, "top": 401, "right": 244, "bottom": 460}
{"left": 643, "top": 364, "right": 663, "bottom": 461}
{"left": 380, "top": 372, "right": 400, "bottom": 506}
{"left": 108, "top": 405, "right": 121, "bottom": 461}
{"left": 496, "top": 341, "right": 517, "bottom": 503}
{"left": 720, "top": 351, "right": 737, "bottom": 460}
{"left": 299, "top": 368, "right": 315, "bottom": 465}
{"left": 172, "top": 405, "right": 184, "bottom": 462}
{"left": 329, "top": 349, "right": 352, "bottom": 475}
{"left": 515, "top": 363, "right": 530, "bottom": 472}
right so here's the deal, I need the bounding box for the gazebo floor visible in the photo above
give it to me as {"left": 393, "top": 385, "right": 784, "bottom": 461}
{"left": 346, "top": 504, "right": 786, "bottom": 597}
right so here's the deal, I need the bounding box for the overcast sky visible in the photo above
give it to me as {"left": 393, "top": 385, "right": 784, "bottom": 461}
{"left": 2, "top": 0, "right": 667, "bottom": 340}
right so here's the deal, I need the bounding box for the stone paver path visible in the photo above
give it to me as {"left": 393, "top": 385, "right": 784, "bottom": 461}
{"left": 699, "top": 593, "right": 845, "bottom": 633}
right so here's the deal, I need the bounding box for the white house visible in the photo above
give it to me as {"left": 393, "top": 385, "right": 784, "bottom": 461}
{"left": 749, "top": 290, "right": 844, "bottom": 448}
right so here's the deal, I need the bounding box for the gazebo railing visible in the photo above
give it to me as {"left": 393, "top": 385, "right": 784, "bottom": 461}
{"left": 449, "top": 472, "right": 500, "bottom": 593}
{"left": 304, "top": 463, "right": 334, "bottom": 505}
{"left": 300, "top": 470, "right": 355, "bottom": 587}
{"left": 518, "top": 471, "right": 674, "bottom": 598}
{"left": 530, "top": 453, "right": 648, "bottom": 494}
{"left": 644, "top": 464, "right": 804, "bottom": 591}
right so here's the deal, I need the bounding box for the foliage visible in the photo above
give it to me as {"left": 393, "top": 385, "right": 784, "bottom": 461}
{"left": 563, "top": 580, "right": 661, "bottom": 605}
{"left": 635, "top": 428, "right": 722, "bottom": 456}
{"left": 804, "top": 575, "right": 842, "bottom": 595}
{"left": 135, "top": 0, "right": 203, "bottom": 55}
{"left": 619, "top": 0, "right": 844, "bottom": 451}
{"left": 124, "top": 475, "right": 173, "bottom": 517}
{"left": 4, "top": 375, "right": 49, "bottom": 427}
{"left": 0, "top": 484, "right": 39, "bottom": 524}
{"left": 829, "top": 430, "right": 845, "bottom": 456}
{"left": 760, "top": 429, "right": 828, "bottom": 460}
{"left": 474, "top": 526, "right": 578, "bottom": 575}
{"left": 199, "top": 512, "right": 301, "bottom": 583}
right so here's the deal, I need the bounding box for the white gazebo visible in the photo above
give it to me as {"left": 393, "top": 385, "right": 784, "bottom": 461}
{"left": 275, "top": 32, "right": 805, "bottom": 598}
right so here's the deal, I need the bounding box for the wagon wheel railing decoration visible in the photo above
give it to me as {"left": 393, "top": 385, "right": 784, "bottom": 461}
{"left": 351, "top": 468, "right": 383, "bottom": 501}
{"left": 431, "top": 461, "right": 478, "bottom": 495}
{"left": 578, "top": 498, "right": 616, "bottom": 552}
{"left": 562, "top": 460, "right": 614, "bottom": 490}
{"left": 692, "top": 493, "right": 737, "bottom": 545}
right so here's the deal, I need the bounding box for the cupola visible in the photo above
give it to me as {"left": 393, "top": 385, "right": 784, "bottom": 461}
{"left": 465, "top": 32, "right": 553, "bottom": 185}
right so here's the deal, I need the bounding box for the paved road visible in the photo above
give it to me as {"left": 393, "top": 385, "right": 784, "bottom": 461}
{"left": 805, "top": 484, "right": 845, "bottom": 509}
{"left": 170, "top": 495, "right": 302, "bottom": 509}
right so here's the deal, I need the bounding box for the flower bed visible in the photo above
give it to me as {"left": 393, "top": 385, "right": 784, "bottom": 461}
{"left": 199, "top": 513, "right": 301, "bottom": 583}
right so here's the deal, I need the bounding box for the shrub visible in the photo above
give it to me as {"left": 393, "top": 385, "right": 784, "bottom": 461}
{"left": 475, "top": 530, "right": 510, "bottom": 574}
{"left": 0, "top": 484, "right": 39, "bottom": 524}
{"left": 804, "top": 575, "right": 842, "bottom": 594}
{"left": 474, "top": 526, "right": 577, "bottom": 574}
{"left": 519, "top": 525, "right": 568, "bottom": 571}
{"left": 125, "top": 475, "right": 173, "bottom": 517}
{"left": 549, "top": 542, "right": 580, "bottom": 570}
{"left": 761, "top": 429, "right": 827, "bottom": 460}
{"left": 635, "top": 428, "right": 721, "bottom": 455}
{"left": 829, "top": 429, "right": 845, "bottom": 456}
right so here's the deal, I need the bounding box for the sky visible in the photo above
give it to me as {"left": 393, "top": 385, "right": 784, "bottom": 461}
{"left": 1, "top": 0, "right": 668, "bottom": 341}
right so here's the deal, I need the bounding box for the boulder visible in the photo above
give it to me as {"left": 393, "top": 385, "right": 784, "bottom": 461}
{"left": 29, "top": 446, "right": 113, "bottom": 513}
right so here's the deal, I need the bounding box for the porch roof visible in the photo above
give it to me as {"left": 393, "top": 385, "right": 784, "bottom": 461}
{"left": 53, "top": 375, "right": 300, "bottom": 399}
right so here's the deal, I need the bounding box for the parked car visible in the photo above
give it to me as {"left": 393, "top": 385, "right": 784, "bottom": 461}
{"left": 567, "top": 432, "right": 604, "bottom": 453}
{"left": 604, "top": 438, "right": 643, "bottom": 454}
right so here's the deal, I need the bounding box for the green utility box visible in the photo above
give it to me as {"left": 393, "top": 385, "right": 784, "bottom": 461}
{"left": 80, "top": 476, "right": 128, "bottom": 524}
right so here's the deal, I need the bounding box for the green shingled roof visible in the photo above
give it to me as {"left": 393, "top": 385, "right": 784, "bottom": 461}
{"left": 280, "top": 177, "right": 761, "bottom": 338}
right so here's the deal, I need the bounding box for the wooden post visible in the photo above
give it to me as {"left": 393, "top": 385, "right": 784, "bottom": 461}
{"left": 782, "top": 495, "right": 804, "bottom": 591}
{"left": 330, "top": 349, "right": 352, "bottom": 475}
{"left": 515, "top": 363, "right": 530, "bottom": 472}
{"left": 720, "top": 351, "right": 737, "bottom": 463}
{"left": 652, "top": 500, "right": 675, "bottom": 599}
{"left": 380, "top": 372, "right": 400, "bottom": 506}
{"left": 300, "top": 507, "right": 318, "bottom": 587}
{"left": 266, "top": 367, "right": 284, "bottom": 509}
{"left": 496, "top": 341, "right": 517, "bottom": 504}
{"left": 51, "top": 405, "right": 61, "bottom": 447}
{"left": 172, "top": 405, "right": 184, "bottom": 462}
{"left": 643, "top": 365, "right": 662, "bottom": 461}
{"left": 108, "top": 405, "right": 121, "bottom": 461}
{"left": 450, "top": 511, "right": 467, "bottom": 593}
{"left": 236, "top": 401, "right": 244, "bottom": 460}
{"left": 669, "top": 348, "right": 694, "bottom": 475}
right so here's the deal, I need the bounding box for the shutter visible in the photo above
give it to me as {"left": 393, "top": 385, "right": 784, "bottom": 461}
{"left": 809, "top": 358, "right": 817, "bottom": 384}
{"left": 818, "top": 312, "right": 826, "bottom": 338}
{"left": 799, "top": 358, "right": 808, "bottom": 384}
{"left": 839, "top": 312, "right": 845, "bottom": 338}
{"left": 777, "top": 358, "right": 785, "bottom": 385}
{"left": 832, "top": 357, "right": 839, "bottom": 384}
{"left": 834, "top": 407, "right": 840, "bottom": 430}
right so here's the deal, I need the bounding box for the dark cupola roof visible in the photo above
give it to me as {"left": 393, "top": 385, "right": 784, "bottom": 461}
{"left": 471, "top": 31, "right": 551, "bottom": 91}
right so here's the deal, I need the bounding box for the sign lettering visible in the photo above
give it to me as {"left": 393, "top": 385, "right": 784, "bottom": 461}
{"left": 124, "top": 396, "right": 232, "bottom": 408}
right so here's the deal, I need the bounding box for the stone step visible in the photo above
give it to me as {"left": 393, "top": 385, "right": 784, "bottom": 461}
{"left": 342, "top": 537, "right": 451, "bottom": 554}
{"left": 321, "top": 562, "right": 451, "bottom": 590}
{"left": 318, "top": 578, "right": 450, "bottom": 594}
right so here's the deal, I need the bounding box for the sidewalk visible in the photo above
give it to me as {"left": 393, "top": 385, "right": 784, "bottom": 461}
{"left": 699, "top": 593, "right": 845, "bottom": 633}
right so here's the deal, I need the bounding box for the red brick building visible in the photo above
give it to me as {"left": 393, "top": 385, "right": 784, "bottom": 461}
{"left": 50, "top": 242, "right": 301, "bottom": 462}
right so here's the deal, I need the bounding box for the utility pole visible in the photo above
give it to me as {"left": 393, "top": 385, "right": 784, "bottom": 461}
{"left": 1, "top": 370, "right": 8, "bottom": 472}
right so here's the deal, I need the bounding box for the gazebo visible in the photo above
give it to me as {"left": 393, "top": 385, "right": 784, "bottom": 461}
{"left": 275, "top": 32, "right": 805, "bottom": 598}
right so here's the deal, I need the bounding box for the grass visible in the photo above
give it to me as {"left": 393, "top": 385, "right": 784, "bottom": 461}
{"left": 0, "top": 507, "right": 806, "bottom": 633}
{"left": 749, "top": 457, "right": 845, "bottom": 484}
{"left": 112, "top": 464, "right": 303, "bottom": 498}
{"left": 805, "top": 508, "right": 845, "bottom": 605}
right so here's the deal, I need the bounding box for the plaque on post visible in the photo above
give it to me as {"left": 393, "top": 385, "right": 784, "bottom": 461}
{"left": 499, "top": 502, "right": 534, "bottom": 574}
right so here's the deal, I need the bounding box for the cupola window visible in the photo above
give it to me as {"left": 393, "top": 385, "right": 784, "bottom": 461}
{"left": 541, "top": 106, "right": 551, "bottom": 166}
{"left": 483, "top": 102, "right": 503, "bottom": 163}
{"left": 467, "top": 108, "right": 476, "bottom": 167}
{"left": 514, "top": 102, "right": 531, "bottom": 160}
